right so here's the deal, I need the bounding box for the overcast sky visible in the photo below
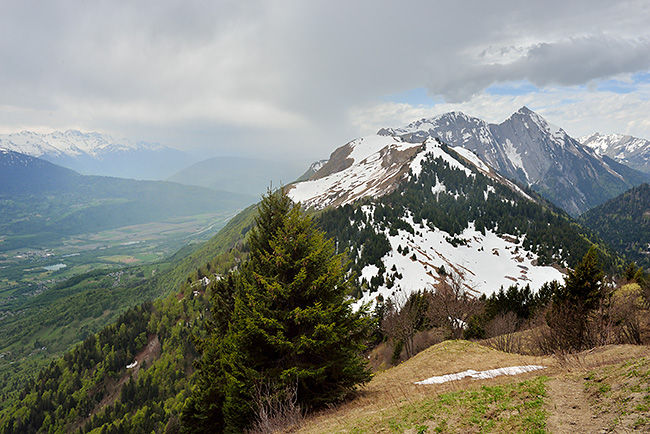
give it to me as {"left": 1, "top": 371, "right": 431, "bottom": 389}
{"left": 1, "top": 0, "right": 649, "bottom": 160}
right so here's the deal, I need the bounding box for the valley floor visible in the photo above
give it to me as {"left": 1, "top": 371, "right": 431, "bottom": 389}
{"left": 294, "top": 341, "right": 650, "bottom": 434}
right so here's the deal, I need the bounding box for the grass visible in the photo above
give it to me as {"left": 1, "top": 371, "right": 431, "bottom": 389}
{"left": 581, "top": 353, "right": 650, "bottom": 431}
{"left": 297, "top": 341, "right": 552, "bottom": 434}
{"left": 295, "top": 341, "right": 650, "bottom": 434}
{"left": 371, "top": 377, "right": 548, "bottom": 434}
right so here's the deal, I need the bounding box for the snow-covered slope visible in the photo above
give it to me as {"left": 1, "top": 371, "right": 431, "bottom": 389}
{"left": 290, "top": 135, "right": 423, "bottom": 209}
{"left": 289, "top": 133, "right": 569, "bottom": 304}
{"left": 379, "top": 107, "right": 648, "bottom": 216}
{"left": 579, "top": 132, "right": 650, "bottom": 174}
{"left": 355, "top": 213, "right": 563, "bottom": 305}
{"left": 0, "top": 130, "right": 194, "bottom": 180}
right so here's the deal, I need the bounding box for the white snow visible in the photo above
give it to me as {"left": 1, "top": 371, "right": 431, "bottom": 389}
{"left": 0, "top": 130, "right": 163, "bottom": 159}
{"left": 503, "top": 139, "right": 528, "bottom": 181}
{"left": 415, "top": 365, "right": 546, "bottom": 385}
{"left": 354, "top": 216, "right": 564, "bottom": 308}
{"left": 452, "top": 146, "right": 491, "bottom": 174}
{"left": 289, "top": 135, "right": 423, "bottom": 209}
{"left": 126, "top": 361, "right": 138, "bottom": 369}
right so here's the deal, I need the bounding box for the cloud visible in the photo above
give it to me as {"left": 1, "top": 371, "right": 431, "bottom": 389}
{"left": 349, "top": 82, "right": 650, "bottom": 140}
{"left": 0, "top": 0, "right": 649, "bottom": 156}
{"left": 425, "top": 36, "right": 650, "bottom": 102}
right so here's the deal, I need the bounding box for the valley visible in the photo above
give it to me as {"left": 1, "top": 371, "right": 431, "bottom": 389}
{"left": 0, "top": 211, "right": 236, "bottom": 309}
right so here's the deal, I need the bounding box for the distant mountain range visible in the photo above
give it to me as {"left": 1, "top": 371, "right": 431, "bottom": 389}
{"left": 579, "top": 132, "right": 650, "bottom": 174}
{"left": 378, "top": 107, "right": 650, "bottom": 216}
{"left": 0, "top": 130, "right": 196, "bottom": 180}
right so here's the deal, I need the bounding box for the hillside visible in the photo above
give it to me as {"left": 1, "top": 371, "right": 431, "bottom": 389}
{"left": 294, "top": 340, "right": 650, "bottom": 434}
{"left": 378, "top": 107, "right": 650, "bottom": 216}
{"left": 0, "top": 203, "right": 258, "bottom": 408}
{"left": 580, "top": 183, "right": 650, "bottom": 268}
{"left": 0, "top": 149, "right": 255, "bottom": 250}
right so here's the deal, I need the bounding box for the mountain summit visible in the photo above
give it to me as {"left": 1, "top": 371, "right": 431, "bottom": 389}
{"left": 379, "top": 107, "right": 649, "bottom": 215}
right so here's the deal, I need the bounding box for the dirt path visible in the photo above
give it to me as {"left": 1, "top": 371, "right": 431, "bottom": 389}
{"left": 545, "top": 376, "right": 607, "bottom": 434}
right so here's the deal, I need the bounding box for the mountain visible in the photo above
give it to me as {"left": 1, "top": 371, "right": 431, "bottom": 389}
{"left": 289, "top": 134, "right": 616, "bottom": 306}
{"left": 166, "top": 156, "right": 312, "bottom": 197}
{"left": 579, "top": 132, "right": 650, "bottom": 174}
{"left": 378, "top": 107, "right": 650, "bottom": 216}
{"left": 0, "top": 150, "right": 255, "bottom": 250}
{"left": 0, "top": 124, "right": 623, "bottom": 434}
{"left": 0, "top": 130, "right": 196, "bottom": 180}
{"left": 579, "top": 183, "right": 650, "bottom": 268}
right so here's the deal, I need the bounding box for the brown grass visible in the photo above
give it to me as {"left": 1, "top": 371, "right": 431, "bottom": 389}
{"left": 297, "top": 340, "right": 551, "bottom": 434}
{"left": 294, "top": 340, "right": 650, "bottom": 434}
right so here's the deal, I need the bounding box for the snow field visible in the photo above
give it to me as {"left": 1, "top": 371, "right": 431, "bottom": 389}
{"left": 356, "top": 214, "right": 564, "bottom": 308}
{"left": 415, "top": 365, "right": 546, "bottom": 385}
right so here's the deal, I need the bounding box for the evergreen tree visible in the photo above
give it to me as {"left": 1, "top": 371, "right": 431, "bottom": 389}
{"left": 546, "top": 246, "right": 605, "bottom": 351}
{"left": 182, "top": 189, "right": 372, "bottom": 433}
{"left": 556, "top": 246, "right": 604, "bottom": 311}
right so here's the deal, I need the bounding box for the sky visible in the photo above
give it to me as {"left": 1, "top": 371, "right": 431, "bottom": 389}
{"left": 1, "top": 0, "right": 649, "bottom": 160}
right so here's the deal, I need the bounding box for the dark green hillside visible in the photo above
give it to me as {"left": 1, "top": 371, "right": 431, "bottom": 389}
{"left": 579, "top": 183, "right": 650, "bottom": 268}
{"left": 0, "top": 289, "right": 208, "bottom": 434}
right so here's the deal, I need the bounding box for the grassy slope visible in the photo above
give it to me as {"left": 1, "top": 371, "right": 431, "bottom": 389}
{"left": 295, "top": 341, "right": 650, "bottom": 434}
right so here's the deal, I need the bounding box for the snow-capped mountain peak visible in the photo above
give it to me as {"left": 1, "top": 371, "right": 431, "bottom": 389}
{"left": 289, "top": 135, "right": 425, "bottom": 209}
{"left": 578, "top": 132, "right": 650, "bottom": 174}
{"left": 0, "top": 130, "right": 192, "bottom": 180}
{"left": 376, "top": 107, "right": 647, "bottom": 216}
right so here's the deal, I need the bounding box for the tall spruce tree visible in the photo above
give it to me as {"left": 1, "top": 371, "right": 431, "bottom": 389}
{"left": 182, "top": 189, "right": 372, "bottom": 434}
{"left": 546, "top": 246, "right": 605, "bottom": 351}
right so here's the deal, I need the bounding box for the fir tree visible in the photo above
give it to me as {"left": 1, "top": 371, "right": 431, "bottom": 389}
{"left": 182, "top": 189, "right": 372, "bottom": 433}
{"left": 546, "top": 246, "right": 606, "bottom": 351}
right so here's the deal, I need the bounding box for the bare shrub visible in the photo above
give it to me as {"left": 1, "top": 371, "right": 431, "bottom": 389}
{"left": 427, "top": 271, "right": 479, "bottom": 339}
{"left": 485, "top": 311, "right": 523, "bottom": 353}
{"left": 412, "top": 329, "right": 444, "bottom": 355}
{"left": 381, "top": 291, "right": 427, "bottom": 361}
{"left": 537, "top": 300, "right": 589, "bottom": 354}
{"left": 609, "top": 284, "right": 644, "bottom": 345}
{"left": 246, "top": 381, "right": 304, "bottom": 434}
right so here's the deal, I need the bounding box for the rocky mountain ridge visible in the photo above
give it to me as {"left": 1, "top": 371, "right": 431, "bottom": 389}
{"left": 378, "top": 107, "right": 649, "bottom": 215}
{"left": 579, "top": 132, "right": 650, "bottom": 174}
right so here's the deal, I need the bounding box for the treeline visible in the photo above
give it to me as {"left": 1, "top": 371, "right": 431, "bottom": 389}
{"left": 580, "top": 183, "right": 650, "bottom": 268}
